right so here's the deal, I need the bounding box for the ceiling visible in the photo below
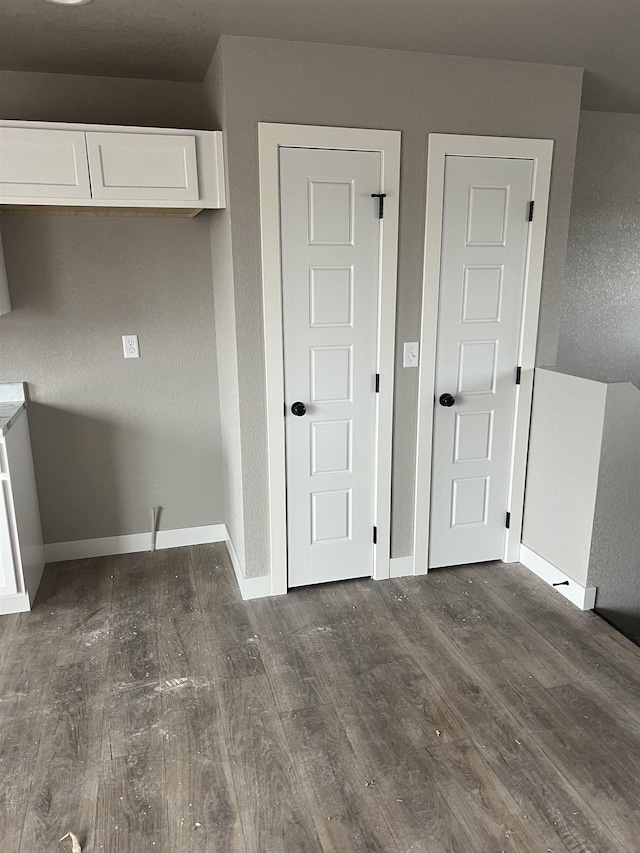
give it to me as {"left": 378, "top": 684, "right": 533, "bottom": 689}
{"left": 1, "top": 1, "right": 639, "bottom": 113}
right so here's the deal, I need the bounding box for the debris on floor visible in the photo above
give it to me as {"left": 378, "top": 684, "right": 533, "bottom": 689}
{"left": 59, "top": 832, "right": 82, "bottom": 852}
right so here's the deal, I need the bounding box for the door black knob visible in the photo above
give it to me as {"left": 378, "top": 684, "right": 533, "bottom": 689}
{"left": 439, "top": 393, "right": 456, "bottom": 407}
{"left": 291, "top": 402, "right": 307, "bottom": 417}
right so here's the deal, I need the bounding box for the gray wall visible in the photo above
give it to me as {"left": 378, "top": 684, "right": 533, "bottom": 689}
{"left": 204, "top": 49, "right": 246, "bottom": 567}
{"left": 212, "top": 35, "right": 583, "bottom": 574}
{"left": 0, "top": 69, "right": 208, "bottom": 129}
{"left": 588, "top": 382, "right": 640, "bottom": 642}
{"left": 557, "top": 111, "right": 640, "bottom": 641}
{"left": 557, "top": 111, "right": 640, "bottom": 387}
{"left": 0, "top": 72, "right": 224, "bottom": 544}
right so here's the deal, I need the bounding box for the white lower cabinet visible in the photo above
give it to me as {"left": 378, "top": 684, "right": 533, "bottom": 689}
{"left": 0, "top": 476, "right": 18, "bottom": 597}
{"left": 0, "top": 412, "right": 45, "bottom": 615}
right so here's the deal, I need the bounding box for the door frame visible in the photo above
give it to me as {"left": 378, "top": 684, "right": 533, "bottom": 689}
{"left": 413, "top": 133, "right": 554, "bottom": 575}
{"left": 258, "top": 123, "right": 401, "bottom": 594}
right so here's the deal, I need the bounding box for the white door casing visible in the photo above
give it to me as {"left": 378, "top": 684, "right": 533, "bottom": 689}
{"left": 430, "top": 156, "right": 533, "bottom": 567}
{"left": 415, "top": 134, "right": 554, "bottom": 575}
{"left": 280, "top": 147, "right": 380, "bottom": 587}
{"left": 259, "top": 124, "right": 401, "bottom": 595}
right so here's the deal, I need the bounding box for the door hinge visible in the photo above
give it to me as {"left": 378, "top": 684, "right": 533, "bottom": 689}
{"left": 528, "top": 200, "right": 535, "bottom": 222}
{"left": 371, "top": 193, "right": 387, "bottom": 219}
{"left": 375, "top": 373, "right": 380, "bottom": 393}
{"left": 373, "top": 526, "right": 378, "bottom": 545}
{"left": 516, "top": 366, "right": 522, "bottom": 385}
{"left": 505, "top": 512, "right": 511, "bottom": 529}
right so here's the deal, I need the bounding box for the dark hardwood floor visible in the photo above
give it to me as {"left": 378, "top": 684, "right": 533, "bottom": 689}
{"left": 1, "top": 545, "right": 639, "bottom": 852}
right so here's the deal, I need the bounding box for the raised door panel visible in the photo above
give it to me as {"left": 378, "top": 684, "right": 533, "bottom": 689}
{"left": 0, "top": 127, "right": 91, "bottom": 200}
{"left": 86, "top": 132, "right": 199, "bottom": 201}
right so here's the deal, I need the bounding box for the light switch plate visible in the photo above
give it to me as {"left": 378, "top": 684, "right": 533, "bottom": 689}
{"left": 403, "top": 341, "right": 419, "bottom": 367}
{"left": 122, "top": 334, "right": 139, "bottom": 359}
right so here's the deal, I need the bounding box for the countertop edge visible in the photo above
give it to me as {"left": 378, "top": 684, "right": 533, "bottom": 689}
{"left": 0, "top": 402, "right": 26, "bottom": 437}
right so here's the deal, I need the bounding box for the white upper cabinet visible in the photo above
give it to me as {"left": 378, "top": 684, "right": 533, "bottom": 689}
{"left": 0, "top": 127, "right": 91, "bottom": 199}
{"left": 0, "top": 122, "right": 225, "bottom": 211}
{"left": 86, "top": 132, "right": 199, "bottom": 201}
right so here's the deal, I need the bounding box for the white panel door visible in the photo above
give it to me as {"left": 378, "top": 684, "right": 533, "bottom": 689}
{"left": 0, "top": 127, "right": 91, "bottom": 199}
{"left": 430, "top": 155, "right": 534, "bottom": 567}
{"left": 86, "top": 132, "right": 199, "bottom": 201}
{"left": 280, "top": 147, "right": 381, "bottom": 587}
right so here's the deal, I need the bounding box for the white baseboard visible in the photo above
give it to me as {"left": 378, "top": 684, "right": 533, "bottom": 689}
{"left": 390, "top": 556, "right": 415, "bottom": 578}
{"left": 44, "top": 524, "right": 227, "bottom": 563}
{"left": 156, "top": 525, "right": 226, "bottom": 549}
{"left": 23, "top": 557, "right": 45, "bottom": 604}
{"left": 41, "top": 521, "right": 276, "bottom": 602}
{"left": 227, "top": 550, "right": 417, "bottom": 599}
{"left": 224, "top": 529, "right": 273, "bottom": 600}
{"left": 519, "top": 544, "right": 597, "bottom": 611}
{"left": 41, "top": 524, "right": 414, "bottom": 602}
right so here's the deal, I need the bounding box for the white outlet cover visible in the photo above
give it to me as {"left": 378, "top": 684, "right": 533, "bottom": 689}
{"left": 403, "top": 341, "right": 419, "bottom": 367}
{"left": 122, "top": 334, "right": 139, "bottom": 359}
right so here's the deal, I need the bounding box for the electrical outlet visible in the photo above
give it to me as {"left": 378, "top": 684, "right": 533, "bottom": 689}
{"left": 403, "top": 341, "right": 419, "bottom": 367}
{"left": 122, "top": 334, "right": 140, "bottom": 359}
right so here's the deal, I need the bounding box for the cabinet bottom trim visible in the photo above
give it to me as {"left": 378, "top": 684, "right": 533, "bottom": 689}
{"left": 0, "top": 592, "right": 31, "bottom": 615}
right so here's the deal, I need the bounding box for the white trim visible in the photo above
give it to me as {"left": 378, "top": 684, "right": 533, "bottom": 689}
{"left": 519, "top": 544, "right": 597, "bottom": 611}
{"left": 23, "top": 559, "right": 44, "bottom": 606}
{"left": 0, "top": 592, "right": 31, "bottom": 615}
{"left": 39, "top": 522, "right": 275, "bottom": 603}
{"left": 224, "top": 530, "right": 274, "bottom": 600}
{"left": 43, "top": 524, "right": 227, "bottom": 563}
{"left": 199, "top": 130, "right": 226, "bottom": 209}
{"left": 390, "top": 556, "right": 415, "bottom": 578}
{"left": 258, "top": 123, "right": 401, "bottom": 594}
{"left": 414, "top": 134, "right": 554, "bottom": 575}
{"left": 156, "top": 524, "right": 226, "bottom": 550}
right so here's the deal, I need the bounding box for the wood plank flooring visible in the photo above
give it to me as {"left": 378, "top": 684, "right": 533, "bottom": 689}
{"left": 1, "top": 545, "right": 639, "bottom": 852}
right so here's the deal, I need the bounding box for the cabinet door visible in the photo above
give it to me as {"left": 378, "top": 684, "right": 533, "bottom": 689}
{"left": 0, "top": 448, "right": 18, "bottom": 595}
{"left": 86, "top": 132, "right": 200, "bottom": 201}
{"left": 0, "top": 127, "right": 91, "bottom": 200}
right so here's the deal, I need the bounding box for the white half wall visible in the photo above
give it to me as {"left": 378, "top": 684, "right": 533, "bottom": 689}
{"left": 522, "top": 368, "right": 607, "bottom": 585}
